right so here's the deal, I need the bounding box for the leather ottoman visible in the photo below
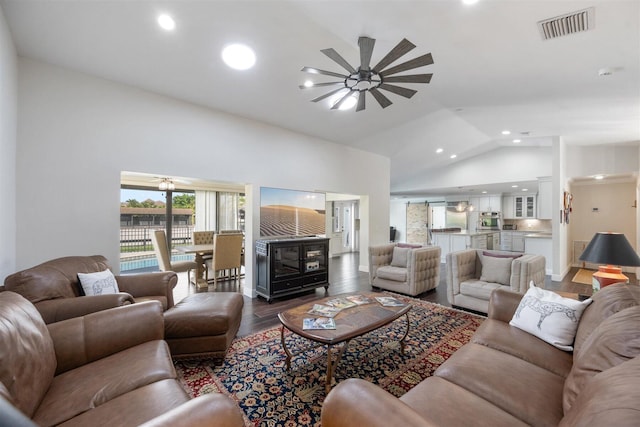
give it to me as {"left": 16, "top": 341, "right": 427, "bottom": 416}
{"left": 164, "top": 292, "right": 244, "bottom": 361}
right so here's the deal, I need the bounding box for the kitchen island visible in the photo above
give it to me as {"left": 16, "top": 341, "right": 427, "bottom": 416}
{"left": 431, "top": 230, "right": 501, "bottom": 263}
{"left": 524, "top": 232, "right": 552, "bottom": 275}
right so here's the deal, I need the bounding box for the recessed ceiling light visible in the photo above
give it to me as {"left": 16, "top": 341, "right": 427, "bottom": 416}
{"left": 303, "top": 80, "right": 314, "bottom": 88}
{"left": 462, "top": 0, "right": 479, "bottom": 4}
{"left": 513, "top": 139, "right": 521, "bottom": 143}
{"left": 482, "top": 191, "right": 487, "bottom": 194}
{"left": 436, "top": 148, "right": 443, "bottom": 154}
{"left": 450, "top": 154, "right": 457, "bottom": 159}
{"left": 157, "top": 14, "right": 176, "bottom": 31}
{"left": 522, "top": 188, "right": 528, "bottom": 192}
{"left": 512, "top": 185, "right": 518, "bottom": 188}
{"left": 222, "top": 44, "right": 256, "bottom": 70}
{"left": 501, "top": 130, "right": 511, "bottom": 135}
{"left": 594, "top": 175, "right": 605, "bottom": 180}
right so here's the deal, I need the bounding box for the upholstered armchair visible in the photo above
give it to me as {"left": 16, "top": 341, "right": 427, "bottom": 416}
{"left": 369, "top": 244, "right": 441, "bottom": 296}
{"left": 445, "top": 249, "right": 546, "bottom": 313}
{"left": 2, "top": 255, "right": 178, "bottom": 323}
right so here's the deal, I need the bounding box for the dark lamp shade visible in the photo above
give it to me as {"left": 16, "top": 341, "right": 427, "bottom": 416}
{"left": 579, "top": 232, "right": 640, "bottom": 267}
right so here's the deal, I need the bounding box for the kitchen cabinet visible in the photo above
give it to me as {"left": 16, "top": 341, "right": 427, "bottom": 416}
{"left": 537, "top": 177, "right": 552, "bottom": 219}
{"left": 470, "top": 235, "right": 487, "bottom": 250}
{"left": 473, "top": 195, "right": 502, "bottom": 212}
{"left": 512, "top": 233, "right": 525, "bottom": 252}
{"left": 502, "top": 196, "right": 514, "bottom": 219}
{"left": 514, "top": 195, "right": 536, "bottom": 218}
{"left": 500, "top": 231, "right": 512, "bottom": 251}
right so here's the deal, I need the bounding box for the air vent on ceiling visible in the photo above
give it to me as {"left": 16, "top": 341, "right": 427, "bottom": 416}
{"left": 537, "top": 7, "right": 594, "bottom": 40}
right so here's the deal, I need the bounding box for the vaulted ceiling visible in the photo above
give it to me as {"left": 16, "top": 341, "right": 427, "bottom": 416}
{"left": 2, "top": 0, "right": 638, "bottom": 195}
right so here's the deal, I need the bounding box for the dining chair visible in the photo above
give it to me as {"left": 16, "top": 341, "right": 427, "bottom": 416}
{"left": 218, "top": 230, "right": 245, "bottom": 271}
{"left": 192, "top": 230, "right": 215, "bottom": 270}
{"left": 205, "top": 233, "right": 244, "bottom": 287}
{"left": 151, "top": 229, "right": 198, "bottom": 284}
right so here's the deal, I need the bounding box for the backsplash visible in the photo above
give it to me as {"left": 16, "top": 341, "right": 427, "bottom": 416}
{"left": 502, "top": 219, "right": 552, "bottom": 232}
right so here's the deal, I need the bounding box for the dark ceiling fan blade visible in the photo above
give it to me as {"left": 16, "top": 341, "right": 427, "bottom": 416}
{"left": 372, "top": 38, "right": 416, "bottom": 72}
{"left": 298, "top": 81, "right": 345, "bottom": 89}
{"left": 310, "top": 87, "right": 346, "bottom": 103}
{"left": 301, "top": 66, "right": 348, "bottom": 79}
{"left": 321, "top": 48, "right": 356, "bottom": 74}
{"left": 380, "top": 53, "right": 434, "bottom": 77}
{"left": 356, "top": 91, "right": 366, "bottom": 112}
{"left": 369, "top": 88, "right": 393, "bottom": 109}
{"left": 331, "top": 91, "right": 356, "bottom": 110}
{"left": 379, "top": 83, "right": 417, "bottom": 98}
{"left": 383, "top": 74, "right": 433, "bottom": 84}
{"left": 358, "top": 37, "right": 376, "bottom": 71}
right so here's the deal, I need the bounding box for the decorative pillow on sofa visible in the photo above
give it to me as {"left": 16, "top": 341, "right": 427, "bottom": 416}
{"left": 479, "top": 255, "right": 512, "bottom": 285}
{"left": 482, "top": 251, "right": 522, "bottom": 259}
{"left": 391, "top": 247, "right": 410, "bottom": 267}
{"left": 78, "top": 269, "right": 119, "bottom": 296}
{"left": 510, "top": 282, "right": 592, "bottom": 351}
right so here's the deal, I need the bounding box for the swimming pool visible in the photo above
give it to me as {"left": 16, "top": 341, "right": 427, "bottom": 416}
{"left": 120, "top": 254, "right": 194, "bottom": 271}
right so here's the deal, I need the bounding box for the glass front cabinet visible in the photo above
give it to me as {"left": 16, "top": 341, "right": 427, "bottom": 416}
{"left": 256, "top": 236, "right": 330, "bottom": 302}
{"left": 514, "top": 195, "right": 537, "bottom": 218}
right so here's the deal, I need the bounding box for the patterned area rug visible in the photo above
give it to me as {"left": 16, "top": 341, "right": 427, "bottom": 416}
{"left": 175, "top": 294, "right": 484, "bottom": 427}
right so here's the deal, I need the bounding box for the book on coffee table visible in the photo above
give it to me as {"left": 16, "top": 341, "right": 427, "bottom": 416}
{"left": 346, "top": 294, "right": 373, "bottom": 305}
{"left": 302, "top": 317, "right": 336, "bottom": 330}
{"left": 375, "top": 296, "right": 406, "bottom": 307}
{"left": 326, "top": 297, "right": 357, "bottom": 309}
{"left": 307, "top": 304, "right": 341, "bottom": 318}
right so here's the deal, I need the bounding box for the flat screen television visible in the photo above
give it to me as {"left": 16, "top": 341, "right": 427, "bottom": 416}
{"left": 260, "top": 187, "right": 326, "bottom": 237}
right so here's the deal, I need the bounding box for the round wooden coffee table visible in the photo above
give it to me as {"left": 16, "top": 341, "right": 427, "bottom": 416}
{"left": 277, "top": 292, "right": 411, "bottom": 393}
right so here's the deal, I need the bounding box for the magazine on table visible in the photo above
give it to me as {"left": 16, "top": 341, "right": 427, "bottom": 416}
{"left": 307, "top": 304, "right": 341, "bottom": 318}
{"left": 325, "top": 297, "right": 357, "bottom": 309}
{"left": 375, "top": 296, "right": 406, "bottom": 307}
{"left": 346, "top": 295, "right": 373, "bottom": 305}
{"left": 302, "top": 317, "right": 337, "bottom": 330}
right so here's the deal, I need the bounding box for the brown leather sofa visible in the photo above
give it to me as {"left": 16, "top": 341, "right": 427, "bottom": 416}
{"left": 0, "top": 291, "right": 244, "bottom": 427}
{"left": 322, "top": 283, "right": 640, "bottom": 426}
{"left": 3, "top": 255, "right": 245, "bottom": 360}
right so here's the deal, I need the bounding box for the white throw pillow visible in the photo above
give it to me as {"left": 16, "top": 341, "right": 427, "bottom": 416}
{"left": 510, "top": 282, "right": 592, "bottom": 351}
{"left": 78, "top": 269, "right": 119, "bottom": 296}
{"left": 391, "top": 247, "right": 410, "bottom": 267}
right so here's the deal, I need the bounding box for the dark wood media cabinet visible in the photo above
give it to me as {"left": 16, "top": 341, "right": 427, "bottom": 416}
{"left": 255, "top": 236, "right": 330, "bottom": 303}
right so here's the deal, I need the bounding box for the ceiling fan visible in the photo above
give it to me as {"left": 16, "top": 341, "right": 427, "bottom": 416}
{"left": 300, "top": 36, "right": 434, "bottom": 111}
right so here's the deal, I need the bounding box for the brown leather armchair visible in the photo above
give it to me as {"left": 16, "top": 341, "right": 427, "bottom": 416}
{"left": 3, "top": 255, "right": 178, "bottom": 323}
{"left": 0, "top": 291, "right": 244, "bottom": 426}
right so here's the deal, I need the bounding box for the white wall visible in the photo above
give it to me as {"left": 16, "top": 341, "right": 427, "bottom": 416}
{"left": 569, "top": 181, "right": 637, "bottom": 247}
{"left": 0, "top": 6, "right": 17, "bottom": 281}
{"left": 566, "top": 144, "right": 639, "bottom": 178}
{"left": 15, "top": 59, "right": 390, "bottom": 295}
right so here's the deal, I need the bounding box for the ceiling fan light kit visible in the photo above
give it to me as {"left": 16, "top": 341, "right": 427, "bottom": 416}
{"left": 300, "top": 36, "right": 434, "bottom": 111}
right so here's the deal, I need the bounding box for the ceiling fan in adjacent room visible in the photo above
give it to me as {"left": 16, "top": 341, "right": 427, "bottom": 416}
{"left": 300, "top": 36, "right": 434, "bottom": 111}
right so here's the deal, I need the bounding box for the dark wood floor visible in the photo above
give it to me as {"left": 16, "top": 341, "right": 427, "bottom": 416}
{"left": 173, "top": 252, "right": 635, "bottom": 337}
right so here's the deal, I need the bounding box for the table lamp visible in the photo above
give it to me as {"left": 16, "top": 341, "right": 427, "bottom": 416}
{"left": 579, "top": 232, "right": 640, "bottom": 292}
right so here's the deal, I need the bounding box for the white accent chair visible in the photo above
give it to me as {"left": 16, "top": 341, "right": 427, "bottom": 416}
{"left": 368, "top": 244, "right": 441, "bottom": 296}
{"left": 446, "top": 249, "right": 546, "bottom": 313}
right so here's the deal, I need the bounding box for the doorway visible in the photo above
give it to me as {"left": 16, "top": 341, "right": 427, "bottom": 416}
{"left": 332, "top": 200, "right": 359, "bottom": 254}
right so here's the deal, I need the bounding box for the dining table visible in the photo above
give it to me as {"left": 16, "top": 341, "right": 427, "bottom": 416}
{"left": 175, "top": 244, "right": 213, "bottom": 288}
